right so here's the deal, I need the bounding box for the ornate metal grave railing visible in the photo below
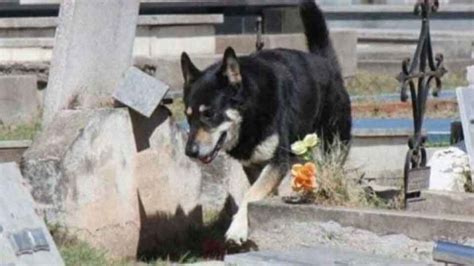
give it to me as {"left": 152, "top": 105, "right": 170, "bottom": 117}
{"left": 397, "top": 0, "right": 447, "bottom": 206}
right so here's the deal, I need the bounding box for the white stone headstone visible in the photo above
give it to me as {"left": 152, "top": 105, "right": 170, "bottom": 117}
{"left": 0, "top": 163, "right": 64, "bottom": 265}
{"left": 43, "top": 0, "right": 139, "bottom": 125}
{"left": 456, "top": 66, "right": 474, "bottom": 174}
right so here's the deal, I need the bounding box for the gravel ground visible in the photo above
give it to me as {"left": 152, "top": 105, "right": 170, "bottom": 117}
{"left": 251, "top": 220, "right": 474, "bottom": 264}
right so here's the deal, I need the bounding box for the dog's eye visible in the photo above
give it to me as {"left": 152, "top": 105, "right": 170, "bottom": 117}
{"left": 202, "top": 110, "right": 213, "bottom": 119}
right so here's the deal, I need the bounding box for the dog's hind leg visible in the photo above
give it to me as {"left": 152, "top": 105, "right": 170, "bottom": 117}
{"left": 225, "top": 163, "right": 286, "bottom": 244}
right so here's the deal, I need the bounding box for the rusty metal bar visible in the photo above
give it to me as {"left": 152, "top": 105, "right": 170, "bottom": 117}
{"left": 397, "top": 0, "right": 447, "bottom": 205}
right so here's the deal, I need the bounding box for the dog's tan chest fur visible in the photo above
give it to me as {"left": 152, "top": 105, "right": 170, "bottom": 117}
{"left": 241, "top": 134, "right": 279, "bottom": 166}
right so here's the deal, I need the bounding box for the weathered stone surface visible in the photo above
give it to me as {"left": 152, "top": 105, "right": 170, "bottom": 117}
{"left": 21, "top": 108, "right": 139, "bottom": 258}
{"left": 346, "top": 129, "right": 412, "bottom": 184}
{"left": 225, "top": 246, "right": 426, "bottom": 266}
{"left": 0, "top": 75, "right": 39, "bottom": 125}
{"left": 43, "top": 0, "right": 139, "bottom": 125}
{"left": 407, "top": 190, "right": 474, "bottom": 216}
{"left": 136, "top": 116, "right": 202, "bottom": 215}
{"left": 114, "top": 67, "right": 169, "bottom": 118}
{"left": 0, "top": 162, "right": 64, "bottom": 266}
{"left": 249, "top": 198, "right": 474, "bottom": 244}
{"left": 428, "top": 147, "right": 470, "bottom": 192}
{"left": 247, "top": 201, "right": 474, "bottom": 263}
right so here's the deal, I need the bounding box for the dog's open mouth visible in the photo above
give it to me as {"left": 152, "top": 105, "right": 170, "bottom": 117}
{"left": 199, "top": 132, "right": 227, "bottom": 164}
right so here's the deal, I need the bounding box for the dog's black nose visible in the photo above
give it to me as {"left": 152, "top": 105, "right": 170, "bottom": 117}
{"left": 185, "top": 142, "right": 199, "bottom": 158}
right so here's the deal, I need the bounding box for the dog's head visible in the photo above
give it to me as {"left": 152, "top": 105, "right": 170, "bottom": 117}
{"left": 180, "top": 47, "right": 245, "bottom": 164}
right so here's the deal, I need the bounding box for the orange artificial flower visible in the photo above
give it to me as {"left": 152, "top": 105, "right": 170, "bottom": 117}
{"left": 291, "top": 162, "right": 317, "bottom": 192}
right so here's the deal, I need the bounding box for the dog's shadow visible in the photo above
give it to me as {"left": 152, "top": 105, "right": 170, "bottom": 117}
{"left": 136, "top": 192, "right": 257, "bottom": 262}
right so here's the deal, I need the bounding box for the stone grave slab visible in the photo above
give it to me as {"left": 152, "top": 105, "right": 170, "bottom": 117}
{"left": 43, "top": 0, "right": 139, "bottom": 125}
{"left": 456, "top": 86, "right": 474, "bottom": 172}
{"left": 113, "top": 66, "right": 169, "bottom": 118}
{"left": 0, "top": 75, "right": 39, "bottom": 126}
{"left": 22, "top": 108, "right": 139, "bottom": 258}
{"left": 225, "top": 246, "right": 426, "bottom": 266}
{"left": 250, "top": 198, "right": 474, "bottom": 245}
{"left": 0, "top": 162, "right": 63, "bottom": 265}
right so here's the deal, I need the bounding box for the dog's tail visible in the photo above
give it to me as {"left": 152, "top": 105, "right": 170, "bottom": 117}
{"left": 300, "top": 0, "right": 340, "bottom": 68}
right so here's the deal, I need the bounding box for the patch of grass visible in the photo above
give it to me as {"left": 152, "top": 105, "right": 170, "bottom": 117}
{"left": 464, "top": 170, "right": 473, "bottom": 193}
{"left": 0, "top": 122, "right": 41, "bottom": 141}
{"left": 347, "top": 71, "right": 468, "bottom": 96}
{"left": 425, "top": 141, "right": 451, "bottom": 148}
{"left": 347, "top": 71, "right": 400, "bottom": 96}
{"left": 310, "top": 140, "right": 391, "bottom": 209}
{"left": 443, "top": 71, "right": 469, "bottom": 89}
{"left": 167, "top": 98, "right": 186, "bottom": 122}
{"left": 49, "top": 224, "right": 130, "bottom": 266}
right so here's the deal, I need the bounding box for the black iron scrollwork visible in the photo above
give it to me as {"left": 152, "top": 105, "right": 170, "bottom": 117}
{"left": 397, "top": 0, "right": 447, "bottom": 204}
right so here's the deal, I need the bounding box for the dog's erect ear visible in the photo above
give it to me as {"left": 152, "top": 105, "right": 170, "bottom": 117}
{"left": 181, "top": 52, "right": 201, "bottom": 86}
{"left": 222, "top": 47, "right": 242, "bottom": 85}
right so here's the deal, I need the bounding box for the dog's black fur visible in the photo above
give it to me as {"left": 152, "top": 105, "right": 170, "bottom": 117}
{"left": 181, "top": 0, "right": 352, "bottom": 174}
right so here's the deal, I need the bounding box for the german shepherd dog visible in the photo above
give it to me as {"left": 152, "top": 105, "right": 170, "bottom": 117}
{"left": 180, "top": 0, "right": 351, "bottom": 244}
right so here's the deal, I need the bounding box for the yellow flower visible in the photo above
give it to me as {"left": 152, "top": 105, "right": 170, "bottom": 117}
{"left": 291, "top": 140, "right": 308, "bottom": 155}
{"left": 291, "top": 162, "right": 317, "bottom": 192}
{"left": 303, "top": 133, "right": 319, "bottom": 148}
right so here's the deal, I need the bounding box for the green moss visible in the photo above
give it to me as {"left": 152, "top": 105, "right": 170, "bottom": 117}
{"left": 167, "top": 98, "right": 186, "bottom": 122}
{"left": 0, "top": 122, "right": 41, "bottom": 141}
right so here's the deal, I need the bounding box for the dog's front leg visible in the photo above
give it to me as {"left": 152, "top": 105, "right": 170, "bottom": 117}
{"left": 225, "top": 163, "right": 285, "bottom": 244}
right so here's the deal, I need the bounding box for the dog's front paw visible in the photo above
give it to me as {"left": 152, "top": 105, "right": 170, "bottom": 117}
{"left": 225, "top": 214, "right": 248, "bottom": 245}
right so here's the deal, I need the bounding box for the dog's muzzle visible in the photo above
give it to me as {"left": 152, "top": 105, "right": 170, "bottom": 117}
{"left": 185, "top": 132, "right": 227, "bottom": 164}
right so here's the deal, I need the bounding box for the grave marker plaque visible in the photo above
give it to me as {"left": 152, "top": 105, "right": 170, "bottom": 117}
{"left": 0, "top": 163, "right": 63, "bottom": 265}
{"left": 406, "top": 167, "right": 430, "bottom": 194}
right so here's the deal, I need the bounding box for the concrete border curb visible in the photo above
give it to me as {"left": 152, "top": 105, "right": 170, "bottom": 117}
{"left": 249, "top": 198, "right": 474, "bottom": 242}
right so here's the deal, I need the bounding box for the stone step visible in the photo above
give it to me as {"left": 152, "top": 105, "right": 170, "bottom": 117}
{"left": 225, "top": 246, "right": 427, "bottom": 266}
{"left": 249, "top": 198, "right": 474, "bottom": 243}
{"left": 407, "top": 190, "right": 474, "bottom": 216}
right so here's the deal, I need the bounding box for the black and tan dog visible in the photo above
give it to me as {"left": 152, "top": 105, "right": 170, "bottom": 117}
{"left": 180, "top": 0, "right": 352, "bottom": 244}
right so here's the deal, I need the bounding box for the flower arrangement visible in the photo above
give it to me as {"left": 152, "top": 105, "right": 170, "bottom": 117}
{"left": 285, "top": 132, "right": 392, "bottom": 208}
{"left": 284, "top": 133, "right": 320, "bottom": 203}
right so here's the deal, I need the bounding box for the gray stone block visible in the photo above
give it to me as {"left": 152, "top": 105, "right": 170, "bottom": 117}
{"left": 0, "top": 140, "right": 31, "bottom": 164}
{"left": 0, "top": 75, "right": 39, "bottom": 125}
{"left": 249, "top": 198, "right": 474, "bottom": 244}
{"left": 43, "top": 0, "right": 140, "bottom": 125}
{"left": 407, "top": 190, "right": 474, "bottom": 216}
{"left": 114, "top": 67, "right": 169, "bottom": 118}
{"left": 0, "top": 162, "right": 64, "bottom": 266}
{"left": 22, "top": 108, "right": 140, "bottom": 258}
{"left": 225, "top": 246, "right": 426, "bottom": 266}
